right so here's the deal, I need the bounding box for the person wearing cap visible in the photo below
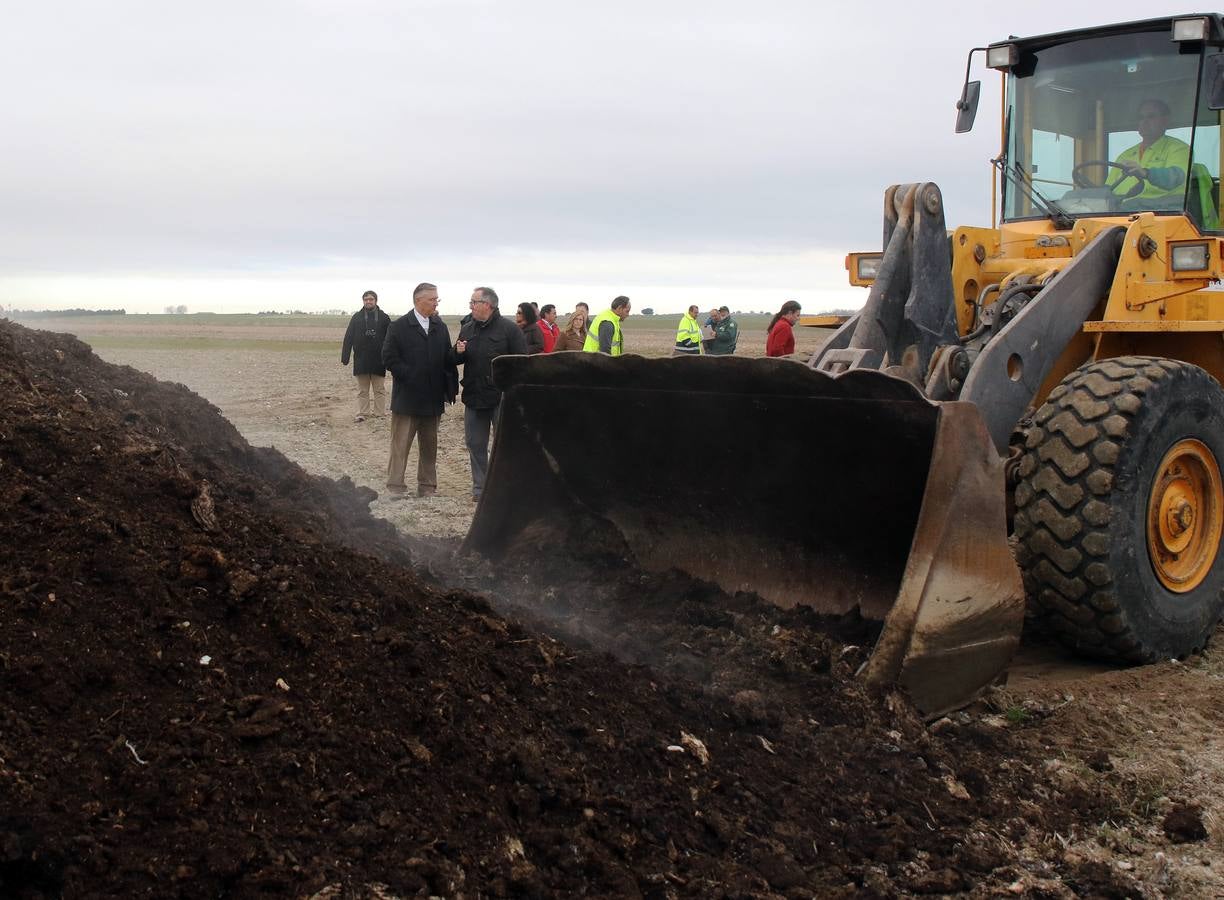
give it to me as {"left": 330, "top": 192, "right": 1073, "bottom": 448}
{"left": 341, "top": 290, "right": 391, "bottom": 421}
{"left": 708, "top": 306, "right": 739, "bottom": 355}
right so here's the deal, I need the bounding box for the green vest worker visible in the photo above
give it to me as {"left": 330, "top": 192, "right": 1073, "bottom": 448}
{"left": 1109, "top": 99, "right": 1191, "bottom": 202}
{"left": 583, "top": 295, "right": 632, "bottom": 355}
{"left": 673, "top": 305, "right": 703, "bottom": 355}
{"left": 708, "top": 307, "right": 738, "bottom": 355}
{"left": 1112, "top": 134, "right": 1190, "bottom": 201}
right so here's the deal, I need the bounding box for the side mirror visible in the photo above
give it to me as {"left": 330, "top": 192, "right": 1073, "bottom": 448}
{"left": 955, "top": 80, "right": 981, "bottom": 133}
{"left": 1208, "top": 54, "right": 1224, "bottom": 110}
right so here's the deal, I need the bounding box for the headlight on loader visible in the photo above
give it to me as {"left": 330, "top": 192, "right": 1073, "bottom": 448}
{"left": 846, "top": 252, "right": 884, "bottom": 286}
{"left": 1173, "top": 17, "right": 1210, "bottom": 42}
{"left": 1171, "top": 242, "right": 1211, "bottom": 272}
{"left": 986, "top": 43, "right": 1018, "bottom": 70}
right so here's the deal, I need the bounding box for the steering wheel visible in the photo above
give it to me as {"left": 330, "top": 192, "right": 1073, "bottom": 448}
{"left": 1072, "top": 160, "right": 1147, "bottom": 199}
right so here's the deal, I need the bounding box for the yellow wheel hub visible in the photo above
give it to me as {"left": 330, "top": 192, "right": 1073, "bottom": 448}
{"left": 1148, "top": 439, "right": 1224, "bottom": 592}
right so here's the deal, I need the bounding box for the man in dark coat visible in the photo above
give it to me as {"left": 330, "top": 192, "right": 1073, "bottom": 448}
{"left": 453, "top": 286, "right": 527, "bottom": 502}
{"left": 341, "top": 290, "right": 392, "bottom": 421}
{"left": 381, "top": 282, "right": 458, "bottom": 497}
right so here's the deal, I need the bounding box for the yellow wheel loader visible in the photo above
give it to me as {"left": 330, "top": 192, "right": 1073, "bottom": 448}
{"left": 465, "top": 14, "right": 1224, "bottom": 717}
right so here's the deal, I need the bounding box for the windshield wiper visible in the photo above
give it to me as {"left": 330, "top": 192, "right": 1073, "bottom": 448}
{"left": 993, "top": 156, "right": 1075, "bottom": 230}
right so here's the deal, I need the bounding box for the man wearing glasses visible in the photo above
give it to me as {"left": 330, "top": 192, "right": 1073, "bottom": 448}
{"left": 381, "top": 282, "right": 458, "bottom": 497}
{"left": 452, "top": 287, "right": 528, "bottom": 502}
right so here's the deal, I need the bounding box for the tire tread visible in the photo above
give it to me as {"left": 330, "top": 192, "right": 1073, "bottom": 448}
{"left": 1014, "top": 355, "right": 1219, "bottom": 662}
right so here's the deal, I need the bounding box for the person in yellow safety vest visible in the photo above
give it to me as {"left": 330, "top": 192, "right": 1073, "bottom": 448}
{"left": 673, "top": 304, "right": 704, "bottom": 355}
{"left": 583, "top": 295, "right": 631, "bottom": 355}
{"left": 1110, "top": 99, "right": 1188, "bottom": 202}
{"left": 1108, "top": 99, "right": 1219, "bottom": 229}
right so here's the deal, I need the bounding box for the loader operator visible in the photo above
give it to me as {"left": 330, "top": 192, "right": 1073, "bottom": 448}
{"left": 1109, "top": 99, "right": 1190, "bottom": 208}
{"left": 583, "top": 295, "right": 631, "bottom": 355}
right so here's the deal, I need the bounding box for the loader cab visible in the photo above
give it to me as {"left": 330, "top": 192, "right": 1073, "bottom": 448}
{"left": 994, "top": 15, "right": 1224, "bottom": 233}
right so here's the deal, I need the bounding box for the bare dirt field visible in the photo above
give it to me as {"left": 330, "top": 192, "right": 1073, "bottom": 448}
{"left": 10, "top": 312, "right": 1224, "bottom": 897}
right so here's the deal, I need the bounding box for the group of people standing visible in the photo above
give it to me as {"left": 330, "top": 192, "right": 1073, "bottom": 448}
{"left": 673, "top": 300, "right": 801, "bottom": 358}
{"left": 510, "top": 299, "right": 599, "bottom": 354}
{"left": 674, "top": 305, "right": 739, "bottom": 355}
{"left": 340, "top": 288, "right": 805, "bottom": 501}
{"left": 340, "top": 286, "right": 634, "bottom": 502}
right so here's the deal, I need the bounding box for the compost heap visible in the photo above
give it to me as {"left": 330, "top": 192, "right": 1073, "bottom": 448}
{"left": 0, "top": 319, "right": 1144, "bottom": 898}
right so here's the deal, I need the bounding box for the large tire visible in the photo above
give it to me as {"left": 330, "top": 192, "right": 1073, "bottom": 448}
{"left": 1014, "top": 356, "right": 1224, "bottom": 662}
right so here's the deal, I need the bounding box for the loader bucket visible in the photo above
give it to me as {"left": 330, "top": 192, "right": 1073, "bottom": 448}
{"left": 463, "top": 353, "right": 1024, "bottom": 717}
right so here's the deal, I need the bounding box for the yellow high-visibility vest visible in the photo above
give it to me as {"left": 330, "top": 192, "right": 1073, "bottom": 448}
{"left": 1111, "top": 135, "right": 1189, "bottom": 201}
{"left": 583, "top": 310, "right": 624, "bottom": 355}
{"left": 674, "top": 313, "right": 703, "bottom": 354}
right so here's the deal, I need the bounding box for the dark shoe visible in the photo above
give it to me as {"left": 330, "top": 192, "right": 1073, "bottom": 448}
{"left": 385, "top": 484, "right": 407, "bottom": 495}
{"left": 417, "top": 487, "right": 437, "bottom": 498}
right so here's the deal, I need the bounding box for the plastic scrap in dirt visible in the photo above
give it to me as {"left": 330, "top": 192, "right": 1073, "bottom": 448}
{"left": 124, "top": 740, "right": 149, "bottom": 766}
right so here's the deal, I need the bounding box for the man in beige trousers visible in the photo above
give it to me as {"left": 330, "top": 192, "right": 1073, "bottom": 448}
{"left": 380, "top": 283, "right": 458, "bottom": 496}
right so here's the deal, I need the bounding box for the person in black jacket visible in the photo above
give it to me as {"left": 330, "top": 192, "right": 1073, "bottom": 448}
{"left": 381, "top": 283, "right": 458, "bottom": 497}
{"left": 516, "top": 302, "right": 545, "bottom": 355}
{"left": 341, "top": 290, "right": 392, "bottom": 421}
{"left": 454, "top": 286, "right": 528, "bottom": 501}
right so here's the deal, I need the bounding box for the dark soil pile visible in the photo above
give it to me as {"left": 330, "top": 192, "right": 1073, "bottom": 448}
{"left": 0, "top": 319, "right": 1143, "bottom": 898}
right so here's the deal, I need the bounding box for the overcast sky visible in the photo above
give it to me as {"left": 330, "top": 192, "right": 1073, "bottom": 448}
{"left": 0, "top": 1, "right": 1185, "bottom": 316}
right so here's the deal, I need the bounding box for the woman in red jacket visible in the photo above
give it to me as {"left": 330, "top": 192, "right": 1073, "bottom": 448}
{"left": 765, "top": 300, "right": 802, "bottom": 357}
